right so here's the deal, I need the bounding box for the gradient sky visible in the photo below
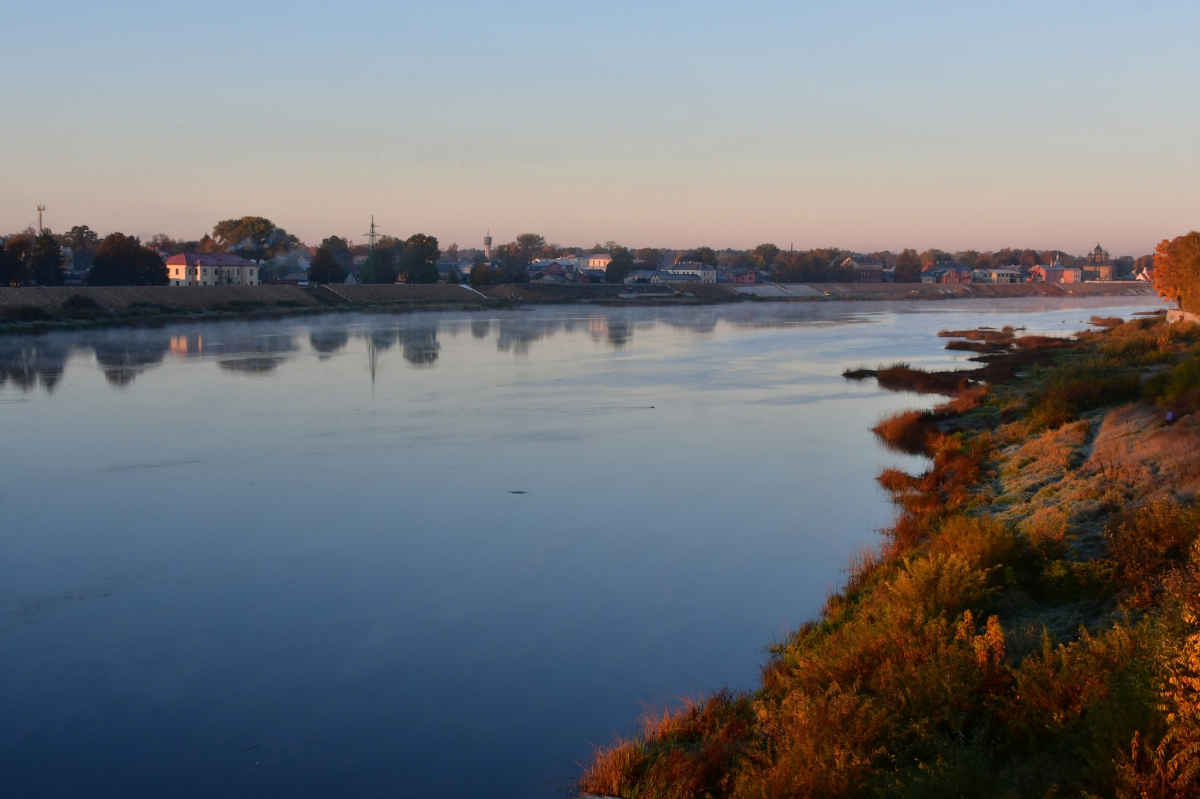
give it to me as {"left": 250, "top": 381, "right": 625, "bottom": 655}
{"left": 3, "top": 0, "right": 1198, "bottom": 255}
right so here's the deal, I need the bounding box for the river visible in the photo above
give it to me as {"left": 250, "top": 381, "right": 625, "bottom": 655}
{"left": 0, "top": 297, "right": 1164, "bottom": 798}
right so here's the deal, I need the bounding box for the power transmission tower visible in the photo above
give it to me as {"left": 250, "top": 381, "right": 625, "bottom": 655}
{"left": 361, "top": 216, "right": 384, "bottom": 283}
{"left": 37, "top": 205, "right": 45, "bottom": 231}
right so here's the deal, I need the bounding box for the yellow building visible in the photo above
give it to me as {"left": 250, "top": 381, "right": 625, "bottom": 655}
{"left": 166, "top": 253, "right": 259, "bottom": 286}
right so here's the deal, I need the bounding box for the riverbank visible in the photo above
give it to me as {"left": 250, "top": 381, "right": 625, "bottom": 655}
{"left": 0, "top": 281, "right": 1156, "bottom": 335}
{"left": 578, "top": 313, "right": 1200, "bottom": 798}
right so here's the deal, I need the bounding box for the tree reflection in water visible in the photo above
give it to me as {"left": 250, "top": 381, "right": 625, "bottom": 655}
{"left": 0, "top": 338, "right": 71, "bottom": 392}
{"left": 309, "top": 327, "right": 350, "bottom": 357}
{"left": 401, "top": 327, "right": 439, "bottom": 366}
{"left": 0, "top": 304, "right": 907, "bottom": 394}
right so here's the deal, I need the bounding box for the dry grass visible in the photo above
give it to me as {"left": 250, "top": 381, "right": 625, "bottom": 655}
{"left": 872, "top": 410, "right": 939, "bottom": 455}
{"left": 938, "top": 327, "right": 1016, "bottom": 341}
{"left": 579, "top": 317, "right": 1200, "bottom": 799}
{"left": 946, "top": 338, "right": 1008, "bottom": 353}
{"left": 875, "top": 363, "right": 974, "bottom": 395}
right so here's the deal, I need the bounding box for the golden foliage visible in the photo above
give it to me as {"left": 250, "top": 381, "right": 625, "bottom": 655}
{"left": 1153, "top": 232, "right": 1200, "bottom": 314}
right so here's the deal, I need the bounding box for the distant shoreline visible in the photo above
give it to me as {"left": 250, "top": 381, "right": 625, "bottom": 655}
{"left": 0, "top": 281, "right": 1159, "bottom": 336}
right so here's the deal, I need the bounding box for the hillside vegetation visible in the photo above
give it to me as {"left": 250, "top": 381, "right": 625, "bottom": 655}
{"left": 579, "top": 314, "right": 1200, "bottom": 799}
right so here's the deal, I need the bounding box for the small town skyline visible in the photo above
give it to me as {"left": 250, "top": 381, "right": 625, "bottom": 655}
{"left": 3, "top": 205, "right": 1163, "bottom": 265}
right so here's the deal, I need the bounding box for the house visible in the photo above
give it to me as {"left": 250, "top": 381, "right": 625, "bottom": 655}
{"left": 666, "top": 262, "right": 717, "bottom": 283}
{"left": 166, "top": 253, "right": 259, "bottom": 286}
{"left": 579, "top": 268, "right": 608, "bottom": 284}
{"left": 841, "top": 257, "right": 883, "bottom": 284}
{"left": 584, "top": 253, "right": 612, "bottom": 271}
{"left": 1137, "top": 268, "right": 1155, "bottom": 283}
{"left": 651, "top": 272, "right": 700, "bottom": 285}
{"left": 531, "top": 258, "right": 577, "bottom": 272}
{"left": 971, "top": 268, "right": 1021, "bottom": 284}
{"left": 1030, "top": 265, "right": 1082, "bottom": 284}
{"left": 728, "top": 268, "right": 756, "bottom": 284}
{"left": 623, "top": 269, "right": 659, "bottom": 285}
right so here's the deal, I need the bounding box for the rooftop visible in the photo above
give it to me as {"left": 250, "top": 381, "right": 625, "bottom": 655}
{"left": 166, "top": 253, "right": 257, "bottom": 267}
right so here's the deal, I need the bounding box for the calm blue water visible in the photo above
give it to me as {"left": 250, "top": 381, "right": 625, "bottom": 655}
{"left": 0, "top": 297, "right": 1163, "bottom": 798}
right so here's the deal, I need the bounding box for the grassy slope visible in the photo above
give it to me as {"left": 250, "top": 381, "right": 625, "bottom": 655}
{"left": 579, "top": 316, "right": 1200, "bottom": 799}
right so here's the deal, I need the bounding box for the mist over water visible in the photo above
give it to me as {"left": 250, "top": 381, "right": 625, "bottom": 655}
{"left": 0, "top": 298, "right": 1164, "bottom": 798}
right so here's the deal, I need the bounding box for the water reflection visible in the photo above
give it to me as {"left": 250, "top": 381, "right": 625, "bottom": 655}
{"left": 0, "top": 338, "right": 69, "bottom": 392}
{"left": 94, "top": 335, "right": 170, "bottom": 386}
{"left": 310, "top": 327, "right": 351, "bottom": 356}
{"left": 0, "top": 299, "right": 1168, "bottom": 395}
{"left": 401, "top": 328, "right": 439, "bottom": 366}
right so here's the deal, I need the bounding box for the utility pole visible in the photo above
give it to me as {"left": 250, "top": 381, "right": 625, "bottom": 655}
{"left": 37, "top": 204, "right": 45, "bottom": 231}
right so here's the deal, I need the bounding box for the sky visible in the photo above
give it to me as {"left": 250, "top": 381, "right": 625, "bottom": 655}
{"left": 2, "top": 0, "right": 1198, "bottom": 256}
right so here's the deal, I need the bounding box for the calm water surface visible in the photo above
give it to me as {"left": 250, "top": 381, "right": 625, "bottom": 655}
{"left": 0, "top": 297, "right": 1163, "bottom": 798}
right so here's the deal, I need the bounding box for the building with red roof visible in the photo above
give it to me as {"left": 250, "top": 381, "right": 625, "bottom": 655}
{"left": 165, "top": 253, "right": 260, "bottom": 287}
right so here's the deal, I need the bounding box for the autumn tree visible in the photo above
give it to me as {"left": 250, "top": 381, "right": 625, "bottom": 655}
{"left": 1153, "top": 232, "right": 1200, "bottom": 313}
{"left": 919, "top": 249, "right": 952, "bottom": 268}
{"left": 402, "top": 233, "right": 441, "bottom": 284}
{"left": 211, "top": 217, "right": 300, "bottom": 261}
{"left": 2, "top": 233, "right": 33, "bottom": 285}
{"left": 30, "top": 229, "right": 67, "bottom": 285}
{"left": 772, "top": 248, "right": 846, "bottom": 283}
{"left": 680, "top": 246, "right": 718, "bottom": 266}
{"left": 895, "top": 249, "right": 923, "bottom": 282}
{"left": 307, "top": 246, "right": 344, "bottom": 284}
{"left": 87, "top": 233, "right": 168, "bottom": 286}
{"left": 470, "top": 261, "right": 493, "bottom": 286}
{"left": 752, "top": 243, "right": 780, "bottom": 270}
{"left": 494, "top": 245, "right": 529, "bottom": 283}
{"left": 635, "top": 248, "right": 665, "bottom": 268}
{"left": 515, "top": 233, "right": 546, "bottom": 264}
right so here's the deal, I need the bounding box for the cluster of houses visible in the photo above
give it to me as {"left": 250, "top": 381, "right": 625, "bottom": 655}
{"left": 157, "top": 236, "right": 1142, "bottom": 289}
{"left": 843, "top": 244, "right": 1139, "bottom": 286}
{"left": 515, "top": 254, "right": 770, "bottom": 286}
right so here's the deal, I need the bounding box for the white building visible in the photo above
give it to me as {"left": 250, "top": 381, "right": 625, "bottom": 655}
{"left": 166, "top": 253, "right": 259, "bottom": 286}
{"left": 666, "top": 262, "right": 717, "bottom": 284}
{"left": 972, "top": 268, "right": 1021, "bottom": 284}
{"left": 585, "top": 253, "right": 612, "bottom": 271}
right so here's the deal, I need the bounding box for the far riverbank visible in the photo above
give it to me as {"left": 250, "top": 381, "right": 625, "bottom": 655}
{"left": 0, "top": 280, "right": 1156, "bottom": 335}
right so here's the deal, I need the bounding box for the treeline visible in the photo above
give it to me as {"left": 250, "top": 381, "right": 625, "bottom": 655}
{"left": 1, "top": 216, "right": 1161, "bottom": 288}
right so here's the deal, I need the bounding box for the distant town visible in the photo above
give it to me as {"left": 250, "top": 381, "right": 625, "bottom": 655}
{"left": 0, "top": 211, "right": 1157, "bottom": 290}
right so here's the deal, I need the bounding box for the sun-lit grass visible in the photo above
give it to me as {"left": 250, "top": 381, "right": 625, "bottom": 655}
{"left": 579, "top": 316, "right": 1200, "bottom": 799}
